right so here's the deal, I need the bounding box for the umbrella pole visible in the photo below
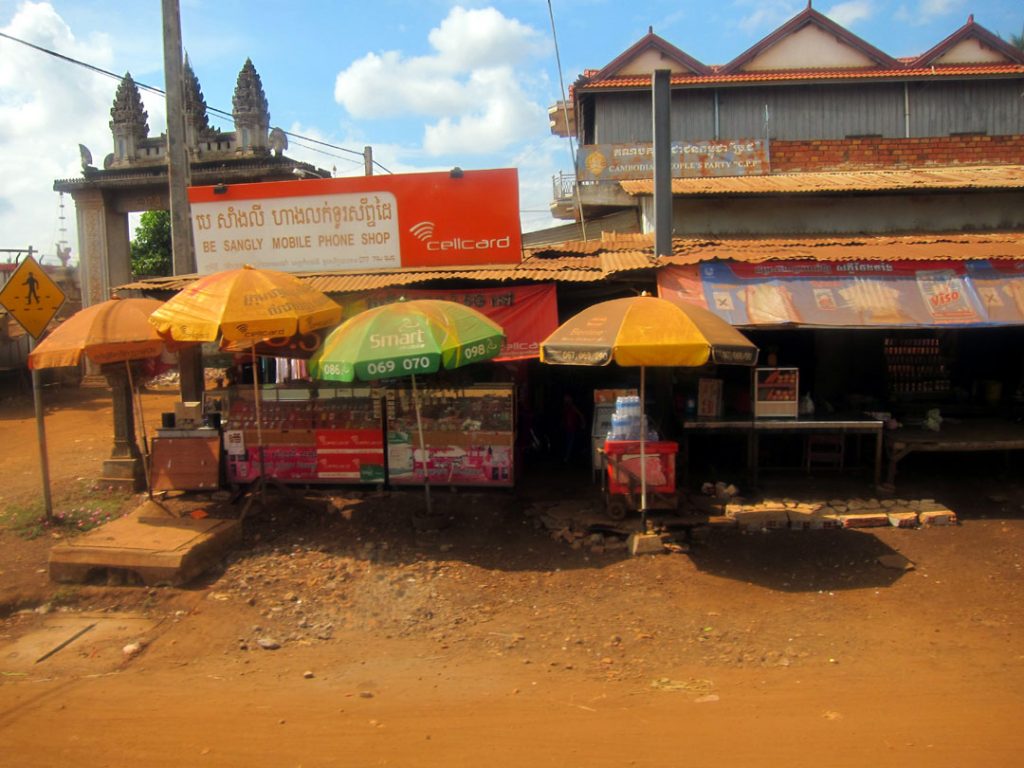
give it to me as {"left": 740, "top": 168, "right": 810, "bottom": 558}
{"left": 125, "top": 360, "right": 152, "bottom": 499}
{"left": 640, "top": 366, "right": 648, "bottom": 531}
{"left": 252, "top": 346, "right": 266, "bottom": 504}
{"left": 411, "top": 374, "right": 432, "bottom": 517}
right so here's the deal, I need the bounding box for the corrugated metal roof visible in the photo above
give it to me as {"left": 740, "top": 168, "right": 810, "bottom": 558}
{"left": 619, "top": 165, "right": 1024, "bottom": 196}
{"left": 118, "top": 232, "right": 1024, "bottom": 296}
{"left": 580, "top": 63, "right": 1024, "bottom": 90}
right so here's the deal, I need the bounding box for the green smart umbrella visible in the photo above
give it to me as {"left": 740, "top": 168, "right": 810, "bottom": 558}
{"left": 309, "top": 298, "right": 505, "bottom": 514}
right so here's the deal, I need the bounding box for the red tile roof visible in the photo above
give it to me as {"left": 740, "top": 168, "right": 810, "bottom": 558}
{"left": 578, "top": 63, "right": 1024, "bottom": 90}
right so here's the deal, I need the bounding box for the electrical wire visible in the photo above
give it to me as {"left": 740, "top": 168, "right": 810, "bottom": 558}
{"left": 546, "top": 0, "right": 588, "bottom": 242}
{"left": 0, "top": 29, "right": 391, "bottom": 174}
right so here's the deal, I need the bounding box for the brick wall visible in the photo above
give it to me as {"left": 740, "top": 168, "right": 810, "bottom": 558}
{"left": 771, "top": 135, "right": 1024, "bottom": 172}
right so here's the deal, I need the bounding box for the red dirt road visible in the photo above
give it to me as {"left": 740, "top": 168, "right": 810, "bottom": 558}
{"left": 1, "top": 386, "right": 1023, "bottom": 766}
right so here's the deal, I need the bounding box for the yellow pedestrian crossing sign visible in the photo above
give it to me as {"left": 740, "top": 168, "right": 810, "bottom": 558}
{"left": 0, "top": 255, "right": 66, "bottom": 339}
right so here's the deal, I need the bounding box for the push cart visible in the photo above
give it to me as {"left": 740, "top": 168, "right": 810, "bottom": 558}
{"left": 600, "top": 440, "right": 679, "bottom": 520}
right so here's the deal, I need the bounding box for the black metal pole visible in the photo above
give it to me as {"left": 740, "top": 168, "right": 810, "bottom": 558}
{"left": 652, "top": 69, "right": 672, "bottom": 259}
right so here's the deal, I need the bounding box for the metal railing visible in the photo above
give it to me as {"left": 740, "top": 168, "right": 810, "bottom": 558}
{"left": 552, "top": 171, "right": 576, "bottom": 201}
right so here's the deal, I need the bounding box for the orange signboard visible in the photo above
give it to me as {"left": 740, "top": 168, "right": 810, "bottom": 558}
{"left": 189, "top": 168, "right": 522, "bottom": 273}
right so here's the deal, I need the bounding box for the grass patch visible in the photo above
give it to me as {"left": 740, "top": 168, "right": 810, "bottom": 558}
{"left": 1, "top": 480, "right": 134, "bottom": 540}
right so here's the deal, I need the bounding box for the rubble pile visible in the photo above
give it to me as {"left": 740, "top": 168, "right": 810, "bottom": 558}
{"left": 724, "top": 497, "right": 957, "bottom": 532}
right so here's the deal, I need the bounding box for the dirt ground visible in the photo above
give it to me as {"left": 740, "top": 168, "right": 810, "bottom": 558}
{"left": 1, "top": 384, "right": 1023, "bottom": 767}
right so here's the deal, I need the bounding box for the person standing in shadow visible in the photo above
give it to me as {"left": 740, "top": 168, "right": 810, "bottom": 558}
{"left": 561, "top": 393, "right": 586, "bottom": 465}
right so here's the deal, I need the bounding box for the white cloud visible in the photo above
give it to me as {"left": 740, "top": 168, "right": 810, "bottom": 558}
{"left": 919, "top": 0, "right": 964, "bottom": 19}
{"left": 0, "top": 3, "right": 113, "bottom": 259}
{"left": 0, "top": 2, "right": 169, "bottom": 263}
{"left": 423, "top": 66, "right": 548, "bottom": 155}
{"left": 427, "top": 6, "right": 543, "bottom": 71}
{"left": 825, "top": 1, "right": 876, "bottom": 28}
{"left": 894, "top": 0, "right": 966, "bottom": 26}
{"left": 333, "top": 5, "right": 549, "bottom": 157}
{"left": 735, "top": 1, "right": 802, "bottom": 35}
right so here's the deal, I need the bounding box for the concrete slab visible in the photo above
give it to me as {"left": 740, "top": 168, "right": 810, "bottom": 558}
{"left": 628, "top": 532, "right": 665, "bottom": 556}
{"left": 48, "top": 508, "right": 242, "bottom": 587}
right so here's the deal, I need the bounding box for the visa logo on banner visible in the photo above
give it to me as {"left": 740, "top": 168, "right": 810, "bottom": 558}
{"left": 189, "top": 169, "right": 522, "bottom": 273}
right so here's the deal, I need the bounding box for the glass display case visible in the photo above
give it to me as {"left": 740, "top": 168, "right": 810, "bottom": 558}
{"left": 385, "top": 383, "right": 515, "bottom": 487}
{"left": 223, "top": 385, "right": 385, "bottom": 484}
{"left": 753, "top": 367, "right": 799, "bottom": 418}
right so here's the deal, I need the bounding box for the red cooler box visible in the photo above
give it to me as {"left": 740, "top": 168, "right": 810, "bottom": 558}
{"left": 604, "top": 440, "right": 677, "bottom": 495}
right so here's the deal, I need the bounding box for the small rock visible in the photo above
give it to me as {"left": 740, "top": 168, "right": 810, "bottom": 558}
{"left": 303, "top": 670, "right": 315, "bottom": 679}
{"left": 257, "top": 637, "right": 281, "bottom": 650}
{"left": 359, "top": 691, "right": 374, "bottom": 699}
{"left": 122, "top": 641, "right": 144, "bottom": 658}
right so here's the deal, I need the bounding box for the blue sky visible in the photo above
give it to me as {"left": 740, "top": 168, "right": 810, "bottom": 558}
{"left": 0, "top": 0, "right": 1021, "bottom": 266}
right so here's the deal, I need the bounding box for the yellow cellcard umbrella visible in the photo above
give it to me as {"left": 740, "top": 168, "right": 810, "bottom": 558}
{"left": 148, "top": 264, "right": 341, "bottom": 344}
{"left": 540, "top": 293, "right": 758, "bottom": 520}
{"left": 149, "top": 265, "right": 342, "bottom": 496}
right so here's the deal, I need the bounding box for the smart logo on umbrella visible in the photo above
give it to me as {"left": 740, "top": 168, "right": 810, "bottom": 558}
{"left": 369, "top": 321, "right": 426, "bottom": 350}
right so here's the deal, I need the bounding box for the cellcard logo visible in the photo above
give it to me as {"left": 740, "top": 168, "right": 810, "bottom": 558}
{"left": 409, "top": 221, "right": 435, "bottom": 242}
{"left": 408, "top": 221, "right": 513, "bottom": 252}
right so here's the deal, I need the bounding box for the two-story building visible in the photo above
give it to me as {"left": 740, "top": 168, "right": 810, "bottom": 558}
{"left": 537, "top": 6, "right": 1024, "bottom": 482}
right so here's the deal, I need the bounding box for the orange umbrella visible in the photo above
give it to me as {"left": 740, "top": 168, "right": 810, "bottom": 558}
{"left": 28, "top": 297, "right": 168, "bottom": 370}
{"left": 28, "top": 296, "right": 175, "bottom": 498}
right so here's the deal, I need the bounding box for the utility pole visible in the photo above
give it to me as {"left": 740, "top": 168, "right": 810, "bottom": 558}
{"left": 652, "top": 69, "right": 672, "bottom": 259}
{"left": 363, "top": 146, "right": 374, "bottom": 176}
{"left": 162, "top": 0, "right": 203, "bottom": 401}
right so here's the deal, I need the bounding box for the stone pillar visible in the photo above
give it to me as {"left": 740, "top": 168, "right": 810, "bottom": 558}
{"left": 102, "top": 364, "right": 144, "bottom": 490}
{"left": 72, "top": 188, "right": 111, "bottom": 308}
{"left": 69, "top": 188, "right": 132, "bottom": 308}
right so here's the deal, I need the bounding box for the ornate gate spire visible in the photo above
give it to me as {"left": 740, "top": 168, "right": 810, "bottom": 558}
{"left": 232, "top": 58, "right": 270, "bottom": 153}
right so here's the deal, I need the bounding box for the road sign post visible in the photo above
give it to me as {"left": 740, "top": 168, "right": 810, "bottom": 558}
{"left": 0, "top": 253, "right": 66, "bottom": 521}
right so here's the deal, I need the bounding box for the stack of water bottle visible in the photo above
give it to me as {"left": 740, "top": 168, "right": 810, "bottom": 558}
{"left": 607, "top": 395, "right": 658, "bottom": 441}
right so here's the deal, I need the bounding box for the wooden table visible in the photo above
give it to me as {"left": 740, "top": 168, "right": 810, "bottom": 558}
{"left": 885, "top": 417, "right": 1024, "bottom": 486}
{"left": 681, "top": 416, "right": 885, "bottom": 487}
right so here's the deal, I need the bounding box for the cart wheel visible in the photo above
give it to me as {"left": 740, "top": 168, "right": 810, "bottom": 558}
{"left": 606, "top": 498, "right": 628, "bottom": 521}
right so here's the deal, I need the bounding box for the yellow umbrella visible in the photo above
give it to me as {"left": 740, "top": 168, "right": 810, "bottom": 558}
{"left": 149, "top": 265, "right": 342, "bottom": 499}
{"left": 540, "top": 293, "right": 758, "bottom": 521}
{"left": 149, "top": 264, "right": 341, "bottom": 343}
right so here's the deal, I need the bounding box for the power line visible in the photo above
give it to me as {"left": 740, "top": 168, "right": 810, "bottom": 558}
{"left": 0, "top": 29, "right": 391, "bottom": 174}
{"left": 546, "top": 0, "right": 588, "bottom": 241}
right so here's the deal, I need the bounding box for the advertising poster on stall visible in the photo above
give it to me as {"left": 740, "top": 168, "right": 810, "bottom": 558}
{"left": 315, "top": 428, "right": 385, "bottom": 483}
{"left": 658, "top": 261, "right": 1024, "bottom": 328}
{"left": 385, "top": 385, "right": 515, "bottom": 487}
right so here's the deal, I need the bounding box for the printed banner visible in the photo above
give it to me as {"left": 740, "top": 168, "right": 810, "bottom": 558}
{"left": 658, "top": 261, "right": 1024, "bottom": 328}
{"left": 577, "top": 140, "right": 768, "bottom": 181}
{"left": 387, "top": 436, "right": 513, "bottom": 487}
{"left": 338, "top": 284, "right": 559, "bottom": 360}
